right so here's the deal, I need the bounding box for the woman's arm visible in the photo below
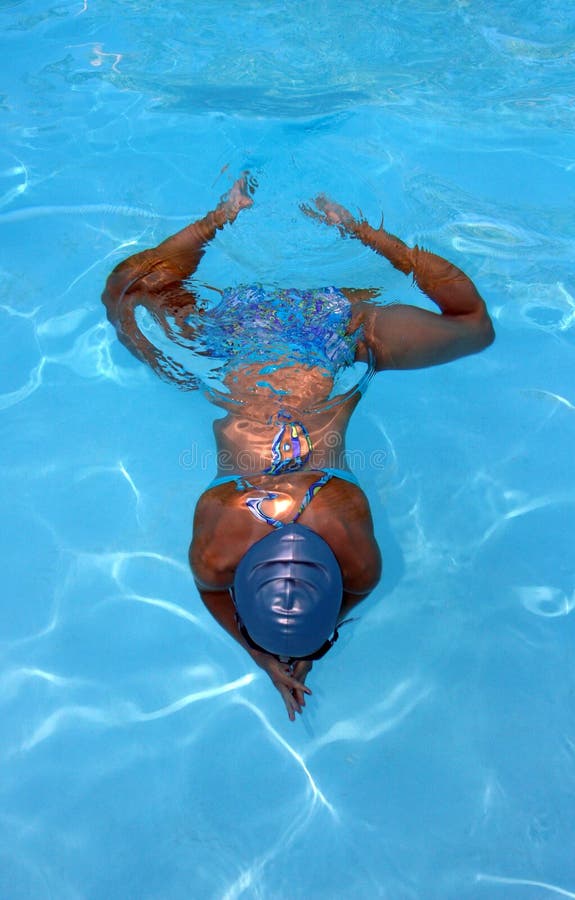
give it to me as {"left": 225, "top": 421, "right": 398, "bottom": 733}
{"left": 101, "top": 173, "right": 255, "bottom": 380}
{"left": 197, "top": 585, "right": 312, "bottom": 721}
{"left": 104, "top": 173, "right": 255, "bottom": 306}
{"left": 302, "top": 195, "right": 495, "bottom": 370}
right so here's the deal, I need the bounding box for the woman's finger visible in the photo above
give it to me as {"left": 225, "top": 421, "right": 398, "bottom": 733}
{"left": 293, "top": 686, "right": 307, "bottom": 708}
{"left": 284, "top": 675, "right": 312, "bottom": 695}
{"left": 299, "top": 202, "right": 323, "bottom": 223}
{"left": 278, "top": 684, "right": 301, "bottom": 720}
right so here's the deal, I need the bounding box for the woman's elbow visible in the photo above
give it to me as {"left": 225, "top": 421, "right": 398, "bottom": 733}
{"left": 468, "top": 309, "right": 495, "bottom": 354}
{"left": 478, "top": 313, "right": 496, "bottom": 350}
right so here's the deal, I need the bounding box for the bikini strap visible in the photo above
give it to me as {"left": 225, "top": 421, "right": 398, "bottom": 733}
{"left": 291, "top": 471, "right": 333, "bottom": 524}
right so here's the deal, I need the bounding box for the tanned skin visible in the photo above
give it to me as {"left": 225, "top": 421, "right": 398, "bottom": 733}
{"left": 103, "top": 175, "right": 494, "bottom": 720}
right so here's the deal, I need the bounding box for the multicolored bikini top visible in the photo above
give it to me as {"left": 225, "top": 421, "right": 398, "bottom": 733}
{"left": 264, "top": 409, "right": 313, "bottom": 475}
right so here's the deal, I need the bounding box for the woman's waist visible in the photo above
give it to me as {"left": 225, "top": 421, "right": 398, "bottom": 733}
{"left": 212, "top": 440, "right": 350, "bottom": 475}
{"left": 215, "top": 407, "right": 347, "bottom": 460}
{"left": 208, "top": 462, "right": 359, "bottom": 491}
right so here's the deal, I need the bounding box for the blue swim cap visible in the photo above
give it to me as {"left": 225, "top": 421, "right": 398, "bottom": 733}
{"left": 233, "top": 523, "right": 343, "bottom": 659}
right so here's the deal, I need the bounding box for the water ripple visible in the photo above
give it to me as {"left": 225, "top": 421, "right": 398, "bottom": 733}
{"left": 476, "top": 873, "right": 575, "bottom": 898}
{"left": 516, "top": 585, "right": 575, "bottom": 618}
{"left": 0, "top": 204, "right": 193, "bottom": 224}
{"left": 306, "top": 677, "right": 433, "bottom": 757}
{"left": 0, "top": 357, "right": 45, "bottom": 410}
{"left": 221, "top": 696, "right": 337, "bottom": 900}
{"left": 19, "top": 673, "right": 256, "bottom": 752}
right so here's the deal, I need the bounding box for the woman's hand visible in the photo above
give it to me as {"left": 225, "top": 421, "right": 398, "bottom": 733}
{"left": 257, "top": 654, "right": 313, "bottom": 721}
{"left": 215, "top": 171, "right": 257, "bottom": 226}
{"left": 290, "top": 659, "right": 313, "bottom": 710}
{"left": 300, "top": 194, "right": 358, "bottom": 236}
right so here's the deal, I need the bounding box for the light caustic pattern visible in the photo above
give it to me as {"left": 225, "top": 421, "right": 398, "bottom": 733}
{"left": 2, "top": 0, "right": 575, "bottom": 897}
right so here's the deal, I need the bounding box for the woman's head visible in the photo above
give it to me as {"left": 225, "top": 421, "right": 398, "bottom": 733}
{"left": 231, "top": 523, "right": 343, "bottom": 660}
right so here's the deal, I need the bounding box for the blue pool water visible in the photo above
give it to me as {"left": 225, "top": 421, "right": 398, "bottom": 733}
{"left": 1, "top": 1, "right": 575, "bottom": 897}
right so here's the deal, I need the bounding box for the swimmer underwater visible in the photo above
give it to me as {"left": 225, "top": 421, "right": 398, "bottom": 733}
{"left": 102, "top": 173, "right": 494, "bottom": 721}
